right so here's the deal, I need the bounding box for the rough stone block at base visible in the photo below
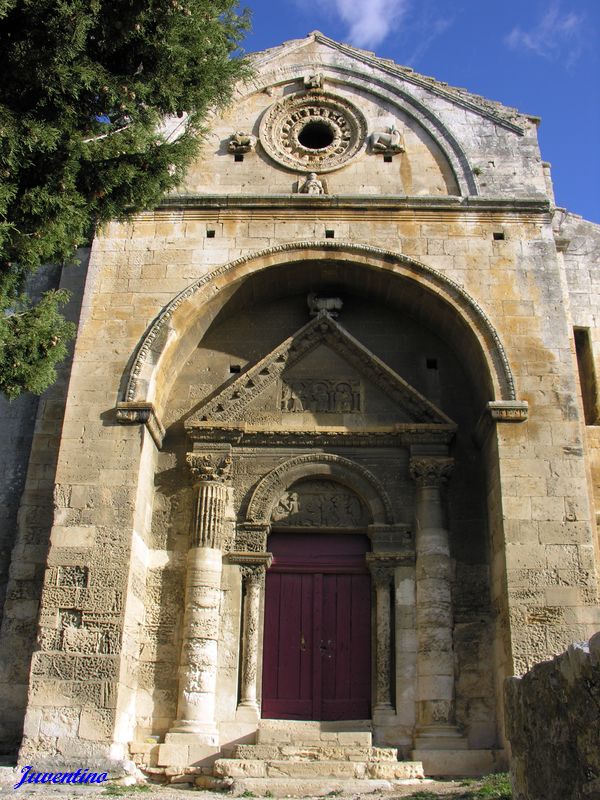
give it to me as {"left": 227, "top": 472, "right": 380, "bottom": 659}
{"left": 412, "top": 749, "right": 507, "bottom": 777}
{"left": 368, "top": 761, "right": 425, "bottom": 780}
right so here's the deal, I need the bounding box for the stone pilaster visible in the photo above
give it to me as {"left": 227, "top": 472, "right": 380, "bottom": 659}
{"left": 410, "top": 456, "right": 465, "bottom": 748}
{"left": 169, "top": 451, "right": 232, "bottom": 743}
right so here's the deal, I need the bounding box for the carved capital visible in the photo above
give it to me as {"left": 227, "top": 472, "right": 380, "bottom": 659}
{"left": 186, "top": 452, "right": 232, "bottom": 484}
{"left": 409, "top": 457, "right": 454, "bottom": 488}
{"left": 227, "top": 552, "right": 273, "bottom": 586}
{"left": 368, "top": 561, "right": 395, "bottom": 589}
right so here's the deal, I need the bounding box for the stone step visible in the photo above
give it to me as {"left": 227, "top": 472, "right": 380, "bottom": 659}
{"left": 257, "top": 719, "right": 372, "bottom": 746}
{"left": 231, "top": 743, "right": 398, "bottom": 762}
{"left": 226, "top": 777, "right": 426, "bottom": 797}
{"left": 214, "top": 758, "right": 424, "bottom": 781}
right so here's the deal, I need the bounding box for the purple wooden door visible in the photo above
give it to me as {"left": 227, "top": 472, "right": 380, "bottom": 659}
{"left": 262, "top": 533, "right": 371, "bottom": 720}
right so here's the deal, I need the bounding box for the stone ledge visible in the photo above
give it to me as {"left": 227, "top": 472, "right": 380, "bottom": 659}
{"left": 115, "top": 402, "right": 166, "bottom": 448}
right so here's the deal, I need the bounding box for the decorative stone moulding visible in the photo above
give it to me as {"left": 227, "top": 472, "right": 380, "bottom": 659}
{"left": 486, "top": 400, "right": 529, "bottom": 422}
{"left": 115, "top": 401, "right": 165, "bottom": 448}
{"left": 258, "top": 90, "right": 368, "bottom": 173}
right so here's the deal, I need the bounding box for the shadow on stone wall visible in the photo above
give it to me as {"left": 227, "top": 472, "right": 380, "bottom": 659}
{"left": 505, "top": 632, "right": 600, "bottom": 800}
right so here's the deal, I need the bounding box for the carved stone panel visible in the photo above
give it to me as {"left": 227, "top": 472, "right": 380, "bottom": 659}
{"left": 280, "top": 379, "right": 362, "bottom": 413}
{"left": 271, "top": 479, "right": 368, "bottom": 528}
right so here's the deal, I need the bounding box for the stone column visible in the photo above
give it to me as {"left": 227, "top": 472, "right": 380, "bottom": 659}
{"left": 237, "top": 555, "right": 272, "bottom": 712}
{"left": 170, "top": 452, "right": 232, "bottom": 743}
{"left": 410, "top": 456, "right": 465, "bottom": 747}
{"left": 368, "top": 562, "right": 395, "bottom": 713}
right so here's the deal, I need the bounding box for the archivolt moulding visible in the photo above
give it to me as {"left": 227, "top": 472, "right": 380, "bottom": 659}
{"left": 116, "top": 241, "right": 518, "bottom": 445}
{"left": 245, "top": 453, "right": 394, "bottom": 527}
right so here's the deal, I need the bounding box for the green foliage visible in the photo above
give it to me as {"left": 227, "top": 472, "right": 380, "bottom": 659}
{"left": 464, "top": 773, "right": 512, "bottom": 799}
{"left": 103, "top": 784, "right": 152, "bottom": 796}
{"left": 0, "top": 0, "right": 250, "bottom": 398}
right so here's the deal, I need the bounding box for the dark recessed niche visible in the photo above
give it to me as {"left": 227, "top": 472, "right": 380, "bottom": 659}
{"left": 234, "top": 154, "right": 244, "bottom": 162}
{"left": 325, "top": 230, "right": 335, "bottom": 239}
{"left": 229, "top": 364, "right": 241, "bottom": 374}
{"left": 383, "top": 155, "right": 393, "bottom": 163}
{"left": 298, "top": 120, "right": 334, "bottom": 150}
{"left": 493, "top": 231, "right": 505, "bottom": 241}
{"left": 426, "top": 358, "right": 438, "bottom": 370}
{"left": 206, "top": 229, "right": 215, "bottom": 238}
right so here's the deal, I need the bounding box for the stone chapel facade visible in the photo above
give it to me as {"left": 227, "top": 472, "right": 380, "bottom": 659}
{"left": 1, "top": 31, "right": 600, "bottom": 784}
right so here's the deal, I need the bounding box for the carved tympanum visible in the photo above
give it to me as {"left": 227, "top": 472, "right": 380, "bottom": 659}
{"left": 271, "top": 479, "right": 368, "bottom": 528}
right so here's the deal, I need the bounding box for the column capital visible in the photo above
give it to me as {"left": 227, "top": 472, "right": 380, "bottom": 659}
{"left": 186, "top": 449, "right": 233, "bottom": 484}
{"left": 409, "top": 456, "right": 454, "bottom": 488}
{"left": 367, "top": 558, "right": 395, "bottom": 588}
{"left": 226, "top": 551, "right": 273, "bottom": 585}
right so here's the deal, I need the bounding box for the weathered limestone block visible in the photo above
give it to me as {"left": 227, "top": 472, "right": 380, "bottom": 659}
{"left": 505, "top": 632, "right": 600, "bottom": 800}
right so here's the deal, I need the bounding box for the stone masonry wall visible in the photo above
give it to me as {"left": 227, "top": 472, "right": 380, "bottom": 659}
{"left": 505, "top": 632, "right": 600, "bottom": 800}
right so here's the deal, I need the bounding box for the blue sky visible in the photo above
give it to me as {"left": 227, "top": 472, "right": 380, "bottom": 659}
{"left": 240, "top": 0, "right": 599, "bottom": 223}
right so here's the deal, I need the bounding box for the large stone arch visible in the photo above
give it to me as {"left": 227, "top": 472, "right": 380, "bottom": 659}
{"left": 245, "top": 453, "right": 395, "bottom": 527}
{"left": 118, "top": 242, "right": 517, "bottom": 437}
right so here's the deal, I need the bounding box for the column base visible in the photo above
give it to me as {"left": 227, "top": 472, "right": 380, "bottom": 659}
{"left": 413, "top": 723, "right": 468, "bottom": 750}
{"left": 236, "top": 701, "right": 260, "bottom": 723}
{"left": 167, "top": 721, "right": 219, "bottom": 747}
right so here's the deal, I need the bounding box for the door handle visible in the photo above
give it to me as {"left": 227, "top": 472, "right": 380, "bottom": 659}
{"left": 300, "top": 633, "right": 306, "bottom": 652}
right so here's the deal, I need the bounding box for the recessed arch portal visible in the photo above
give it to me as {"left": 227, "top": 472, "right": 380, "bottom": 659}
{"left": 119, "top": 242, "right": 517, "bottom": 435}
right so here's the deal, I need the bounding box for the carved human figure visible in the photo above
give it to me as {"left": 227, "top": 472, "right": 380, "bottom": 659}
{"left": 300, "top": 172, "right": 325, "bottom": 195}
{"left": 370, "top": 125, "right": 405, "bottom": 154}
{"left": 335, "top": 382, "right": 354, "bottom": 412}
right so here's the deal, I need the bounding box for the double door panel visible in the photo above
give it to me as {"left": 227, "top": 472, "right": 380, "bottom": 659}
{"left": 262, "top": 535, "right": 371, "bottom": 720}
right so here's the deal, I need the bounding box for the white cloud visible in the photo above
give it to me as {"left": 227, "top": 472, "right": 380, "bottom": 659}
{"left": 505, "top": 2, "right": 586, "bottom": 65}
{"left": 330, "top": 0, "right": 411, "bottom": 49}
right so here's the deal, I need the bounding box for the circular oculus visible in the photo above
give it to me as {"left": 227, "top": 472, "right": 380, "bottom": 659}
{"left": 259, "top": 92, "right": 368, "bottom": 173}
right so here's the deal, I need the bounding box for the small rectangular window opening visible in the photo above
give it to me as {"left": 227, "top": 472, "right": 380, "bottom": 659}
{"left": 234, "top": 154, "right": 244, "bottom": 162}
{"left": 325, "top": 230, "right": 335, "bottom": 239}
{"left": 229, "top": 364, "right": 241, "bottom": 374}
{"left": 383, "top": 155, "right": 393, "bottom": 163}
{"left": 574, "top": 327, "right": 599, "bottom": 424}
{"left": 206, "top": 229, "right": 216, "bottom": 238}
{"left": 426, "top": 358, "right": 438, "bottom": 370}
{"left": 493, "top": 231, "right": 505, "bottom": 241}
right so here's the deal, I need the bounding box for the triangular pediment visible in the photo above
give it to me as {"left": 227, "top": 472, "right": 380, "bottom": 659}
{"left": 249, "top": 31, "right": 526, "bottom": 134}
{"left": 185, "top": 312, "right": 454, "bottom": 430}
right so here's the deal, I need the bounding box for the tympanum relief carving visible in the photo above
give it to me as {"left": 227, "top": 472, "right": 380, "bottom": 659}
{"left": 271, "top": 479, "right": 368, "bottom": 528}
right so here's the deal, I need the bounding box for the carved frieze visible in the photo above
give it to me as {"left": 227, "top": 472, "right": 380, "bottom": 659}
{"left": 280, "top": 379, "right": 362, "bottom": 413}
{"left": 57, "top": 566, "right": 89, "bottom": 588}
{"left": 271, "top": 479, "right": 368, "bottom": 528}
